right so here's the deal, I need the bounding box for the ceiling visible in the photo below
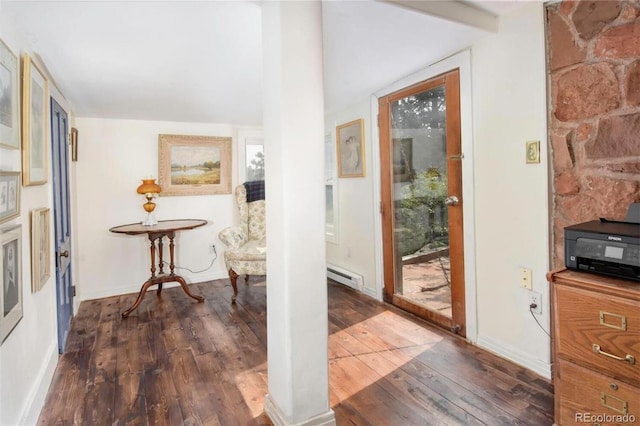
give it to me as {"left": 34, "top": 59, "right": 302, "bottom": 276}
{"left": 2, "top": 0, "right": 528, "bottom": 126}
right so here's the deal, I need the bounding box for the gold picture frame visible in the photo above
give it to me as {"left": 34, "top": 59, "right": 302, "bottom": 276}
{"left": 1, "top": 224, "right": 23, "bottom": 344}
{"left": 31, "top": 207, "right": 50, "bottom": 292}
{"left": 158, "top": 134, "right": 232, "bottom": 196}
{"left": 0, "top": 38, "right": 20, "bottom": 150}
{"left": 337, "top": 119, "right": 365, "bottom": 178}
{"left": 70, "top": 127, "right": 78, "bottom": 162}
{"left": 21, "top": 54, "right": 49, "bottom": 186}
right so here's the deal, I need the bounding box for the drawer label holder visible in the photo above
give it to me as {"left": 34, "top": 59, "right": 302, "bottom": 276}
{"left": 601, "top": 392, "right": 628, "bottom": 415}
{"left": 599, "top": 311, "right": 627, "bottom": 331}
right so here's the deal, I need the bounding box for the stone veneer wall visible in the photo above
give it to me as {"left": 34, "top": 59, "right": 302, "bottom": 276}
{"left": 546, "top": 0, "right": 640, "bottom": 268}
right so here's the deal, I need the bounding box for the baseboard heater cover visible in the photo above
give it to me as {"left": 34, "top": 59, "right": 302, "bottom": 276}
{"left": 327, "top": 264, "right": 364, "bottom": 292}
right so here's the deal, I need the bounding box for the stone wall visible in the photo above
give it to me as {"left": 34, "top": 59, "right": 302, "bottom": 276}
{"left": 546, "top": 0, "right": 640, "bottom": 267}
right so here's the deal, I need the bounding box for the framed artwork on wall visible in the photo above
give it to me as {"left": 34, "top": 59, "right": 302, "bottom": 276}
{"left": 22, "top": 54, "right": 49, "bottom": 186}
{"left": 0, "top": 38, "right": 20, "bottom": 150}
{"left": 0, "top": 171, "right": 20, "bottom": 225}
{"left": 158, "top": 134, "right": 232, "bottom": 196}
{"left": 336, "top": 119, "right": 365, "bottom": 178}
{"left": 31, "top": 207, "right": 50, "bottom": 292}
{"left": 1, "top": 224, "right": 22, "bottom": 344}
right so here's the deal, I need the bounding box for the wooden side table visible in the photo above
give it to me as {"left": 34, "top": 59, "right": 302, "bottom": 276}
{"left": 109, "top": 219, "right": 207, "bottom": 318}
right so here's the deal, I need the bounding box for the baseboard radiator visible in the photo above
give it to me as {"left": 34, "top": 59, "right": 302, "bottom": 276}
{"left": 327, "top": 264, "right": 364, "bottom": 292}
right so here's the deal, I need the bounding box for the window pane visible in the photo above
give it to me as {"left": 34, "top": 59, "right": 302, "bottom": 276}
{"left": 246, "top": 144, "right": 264, "bottom": 181}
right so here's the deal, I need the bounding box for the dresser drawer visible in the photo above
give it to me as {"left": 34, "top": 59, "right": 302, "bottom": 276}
{"left": 555, "top": 284, "right": 640, "bottom": 384}
{"left": 557, "top": 360, "right": 640, "bottom": 425}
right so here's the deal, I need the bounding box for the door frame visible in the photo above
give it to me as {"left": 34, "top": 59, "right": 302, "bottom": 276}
{"left": 370, "top": 50, "right": 479, "bottom": 342}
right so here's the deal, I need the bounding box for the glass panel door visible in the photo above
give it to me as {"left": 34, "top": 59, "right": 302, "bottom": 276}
{"left": 379, "top": 69, "right": 465, "bottom": 335}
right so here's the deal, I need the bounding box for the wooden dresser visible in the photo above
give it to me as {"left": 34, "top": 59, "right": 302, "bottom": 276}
{"left": 548, "top": 269, "right": 640, "bottom": 426}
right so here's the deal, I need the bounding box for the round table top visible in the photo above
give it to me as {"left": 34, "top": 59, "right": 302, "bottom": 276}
{"left": 109, "top": 219, "right": 207, "bottom": 235}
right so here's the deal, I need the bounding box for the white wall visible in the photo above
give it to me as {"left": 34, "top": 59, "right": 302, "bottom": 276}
{"left": 470, "top": 2, "right": 551, "bottom": 377}
{"left": 0, "top": 6, "right": 61, "bottom": 424}
{"left": 325, "top": 102, "right": 378, "bottom": 298}
{"left": 74, "top": 118, "right": 238, "bottom": 301}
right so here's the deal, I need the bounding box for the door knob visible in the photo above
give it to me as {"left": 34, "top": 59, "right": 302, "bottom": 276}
{"left": 444, "top": 195, "right": 459, "bottom": 206}
{"left": 59, "top": 250, "right": 69, "bottom": 258}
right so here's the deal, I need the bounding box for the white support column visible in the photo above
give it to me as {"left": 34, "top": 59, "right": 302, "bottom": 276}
{"left": 262, "top": 2, "right": 335, "bottom": 426}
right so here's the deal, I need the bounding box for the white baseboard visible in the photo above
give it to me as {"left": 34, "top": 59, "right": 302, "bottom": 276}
{"left": 21, "top": 342, "right": 58, "bottom": 425}
{"left": 80, "top": 270, "right": 230, "bottom": 301}
{"left": 264, "top": 395, "right": 336, "bottom": 426}
{"left": 476, "top": 334, "right": 551, "bottom": 379}
{"left": 362, "top": 286, "right": 378, "bottom": 300}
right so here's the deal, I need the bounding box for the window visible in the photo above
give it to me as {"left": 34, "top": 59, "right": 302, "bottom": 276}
{"left": 237, "top": 129, "right": 264, "bottom": 183}
{"left": 325, "top": 131, "right": 338, "bottom": 242}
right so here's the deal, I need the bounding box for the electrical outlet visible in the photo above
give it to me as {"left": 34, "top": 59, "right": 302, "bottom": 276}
{"left": 520, "top": 268, "right": 532, "bottom": 289}
{"left": 528, "top": 290, "right": 542, "bottom": 315}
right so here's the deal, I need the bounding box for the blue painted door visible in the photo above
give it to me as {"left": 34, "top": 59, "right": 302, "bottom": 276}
{"left": 51, "top": 98, "right": 73, "bottom": 353}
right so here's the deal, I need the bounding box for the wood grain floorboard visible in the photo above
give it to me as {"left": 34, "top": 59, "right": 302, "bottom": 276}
{"left": 38, "top": 278, "right": 553, "bottom": 425}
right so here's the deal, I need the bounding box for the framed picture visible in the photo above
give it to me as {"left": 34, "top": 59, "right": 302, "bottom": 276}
{"left": 70, "top": 127, "right": 78, "bottom": 162}
{"left": 1, "top": 225, "right": 22, "bottom": 344}
{"left": 158, "top": 134, "right": 232, "bottom": 196}
{"left": 31, "top": 208, "right": 50, "bottom": 292}
{"left": 0, "top": 38, "right": 20, "bottom": 150}
{"left": 22, "top": 54, "right": 49, "bottom": 186}
{"left": 0, "top": 171, "right": 20, "bottom": 225}
{"left": 392, "top": 138, "right": 413, "bottom": 182}
{"left": 337, "top": 119, "right": 365, "bottom": 178}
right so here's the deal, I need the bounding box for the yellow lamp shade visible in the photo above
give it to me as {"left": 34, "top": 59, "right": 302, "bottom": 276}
{"left": 136, "top": 178, "right": 161, "bottom": 195}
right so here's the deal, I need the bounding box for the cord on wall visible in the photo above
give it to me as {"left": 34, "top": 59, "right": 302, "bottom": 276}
{"left": 161, "top": 244, "right": 218, "bottom": 274}
{"left": 529, "top": 303, "right": 550, "bottom": 337}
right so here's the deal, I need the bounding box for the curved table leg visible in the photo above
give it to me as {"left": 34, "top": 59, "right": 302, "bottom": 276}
{"left": 122, "top": 279, "right": 156, "bottom": 318}
{"left": 229, "top": 269, "right": 239, "bottom": 304}
{"left": 174, "top": 275, "right": 205, "bottom": 303}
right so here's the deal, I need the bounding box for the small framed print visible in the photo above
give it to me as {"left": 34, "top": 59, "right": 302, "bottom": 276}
{"left": 337, "top": 119, "right": 365, "bottom": 178}
{"left": 0, "top": 38, "right": 20, "bottom": 150}
{"left": 31, "top": 208, "right": 50, "bottom": 292}
{"left": 526, "top": 140, "right": 540, "bottom": 164}
{"left": 1, "top": 225, "right": 22, "bottom": 344}
{"left": 22, "top": 54, "right": 49, "bottom": 186}
{"left": 0, "top": 171, "right": 20, "bottom": 225}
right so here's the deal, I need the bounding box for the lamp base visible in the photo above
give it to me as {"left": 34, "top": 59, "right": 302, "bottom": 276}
{"left": 141, "top": 212, "right": 158, "bottom": 226}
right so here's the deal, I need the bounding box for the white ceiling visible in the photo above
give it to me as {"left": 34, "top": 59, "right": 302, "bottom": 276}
{"left": 2, "top": 0, "right": 528, "bottom": 126}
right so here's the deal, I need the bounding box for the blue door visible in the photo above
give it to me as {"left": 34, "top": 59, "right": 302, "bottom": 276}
{"left": 51, "top": 98, "right": 73, "bottom": 353}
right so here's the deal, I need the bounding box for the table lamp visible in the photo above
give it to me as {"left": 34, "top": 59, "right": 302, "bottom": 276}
{"left": 136, "top": 178, "right": 161, "bottom": 226}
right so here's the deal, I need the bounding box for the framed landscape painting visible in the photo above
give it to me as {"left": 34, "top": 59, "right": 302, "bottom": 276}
{"left": 0, "top": 38, "right": 20, "bottom": 150}
{"left": 1, "top": 225, "right": 22, "bottom": 344}
{"left": 22, "top": 54, "right": 49, "bottom": 186}
{"left": 158, "top": 134, "right": 232, "bottom": 196}
{"left": 31, "top": 208, "right": 50, "bottom": 292}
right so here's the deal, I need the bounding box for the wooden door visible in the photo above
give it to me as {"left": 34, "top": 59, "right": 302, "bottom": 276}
{"left": 379, "top": 69, "right": 466, "bottom": 336}
{"left": 51, "top": 97, "right": 73, "bottom": 352}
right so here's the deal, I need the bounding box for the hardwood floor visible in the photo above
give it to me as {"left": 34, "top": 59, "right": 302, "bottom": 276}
{"left": 38, "top": 278, "right": 553, "bottom": 425}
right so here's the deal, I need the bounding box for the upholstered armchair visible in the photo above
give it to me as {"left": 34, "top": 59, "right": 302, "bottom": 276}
{"left": 218, "top": 181, "right": 266, "bottom": 303}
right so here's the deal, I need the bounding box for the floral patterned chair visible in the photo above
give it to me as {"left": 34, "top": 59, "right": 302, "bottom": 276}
{"left": 218, "top": 181, "right": 266, "bottom": 303}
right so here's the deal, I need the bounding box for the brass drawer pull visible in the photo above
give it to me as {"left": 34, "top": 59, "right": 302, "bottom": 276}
{"left": 601, "top": 392, "right": 628, "bottom": 415}
{"left": 592, "top": 344, "right": 636, "bottom": 365}
{"left": 599, "top": 311, "right": 627, "bottom": 331}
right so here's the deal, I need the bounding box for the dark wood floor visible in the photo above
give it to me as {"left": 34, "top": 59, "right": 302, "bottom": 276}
{"left": 39, "top": 277, "right": 554, "bottom": 425}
